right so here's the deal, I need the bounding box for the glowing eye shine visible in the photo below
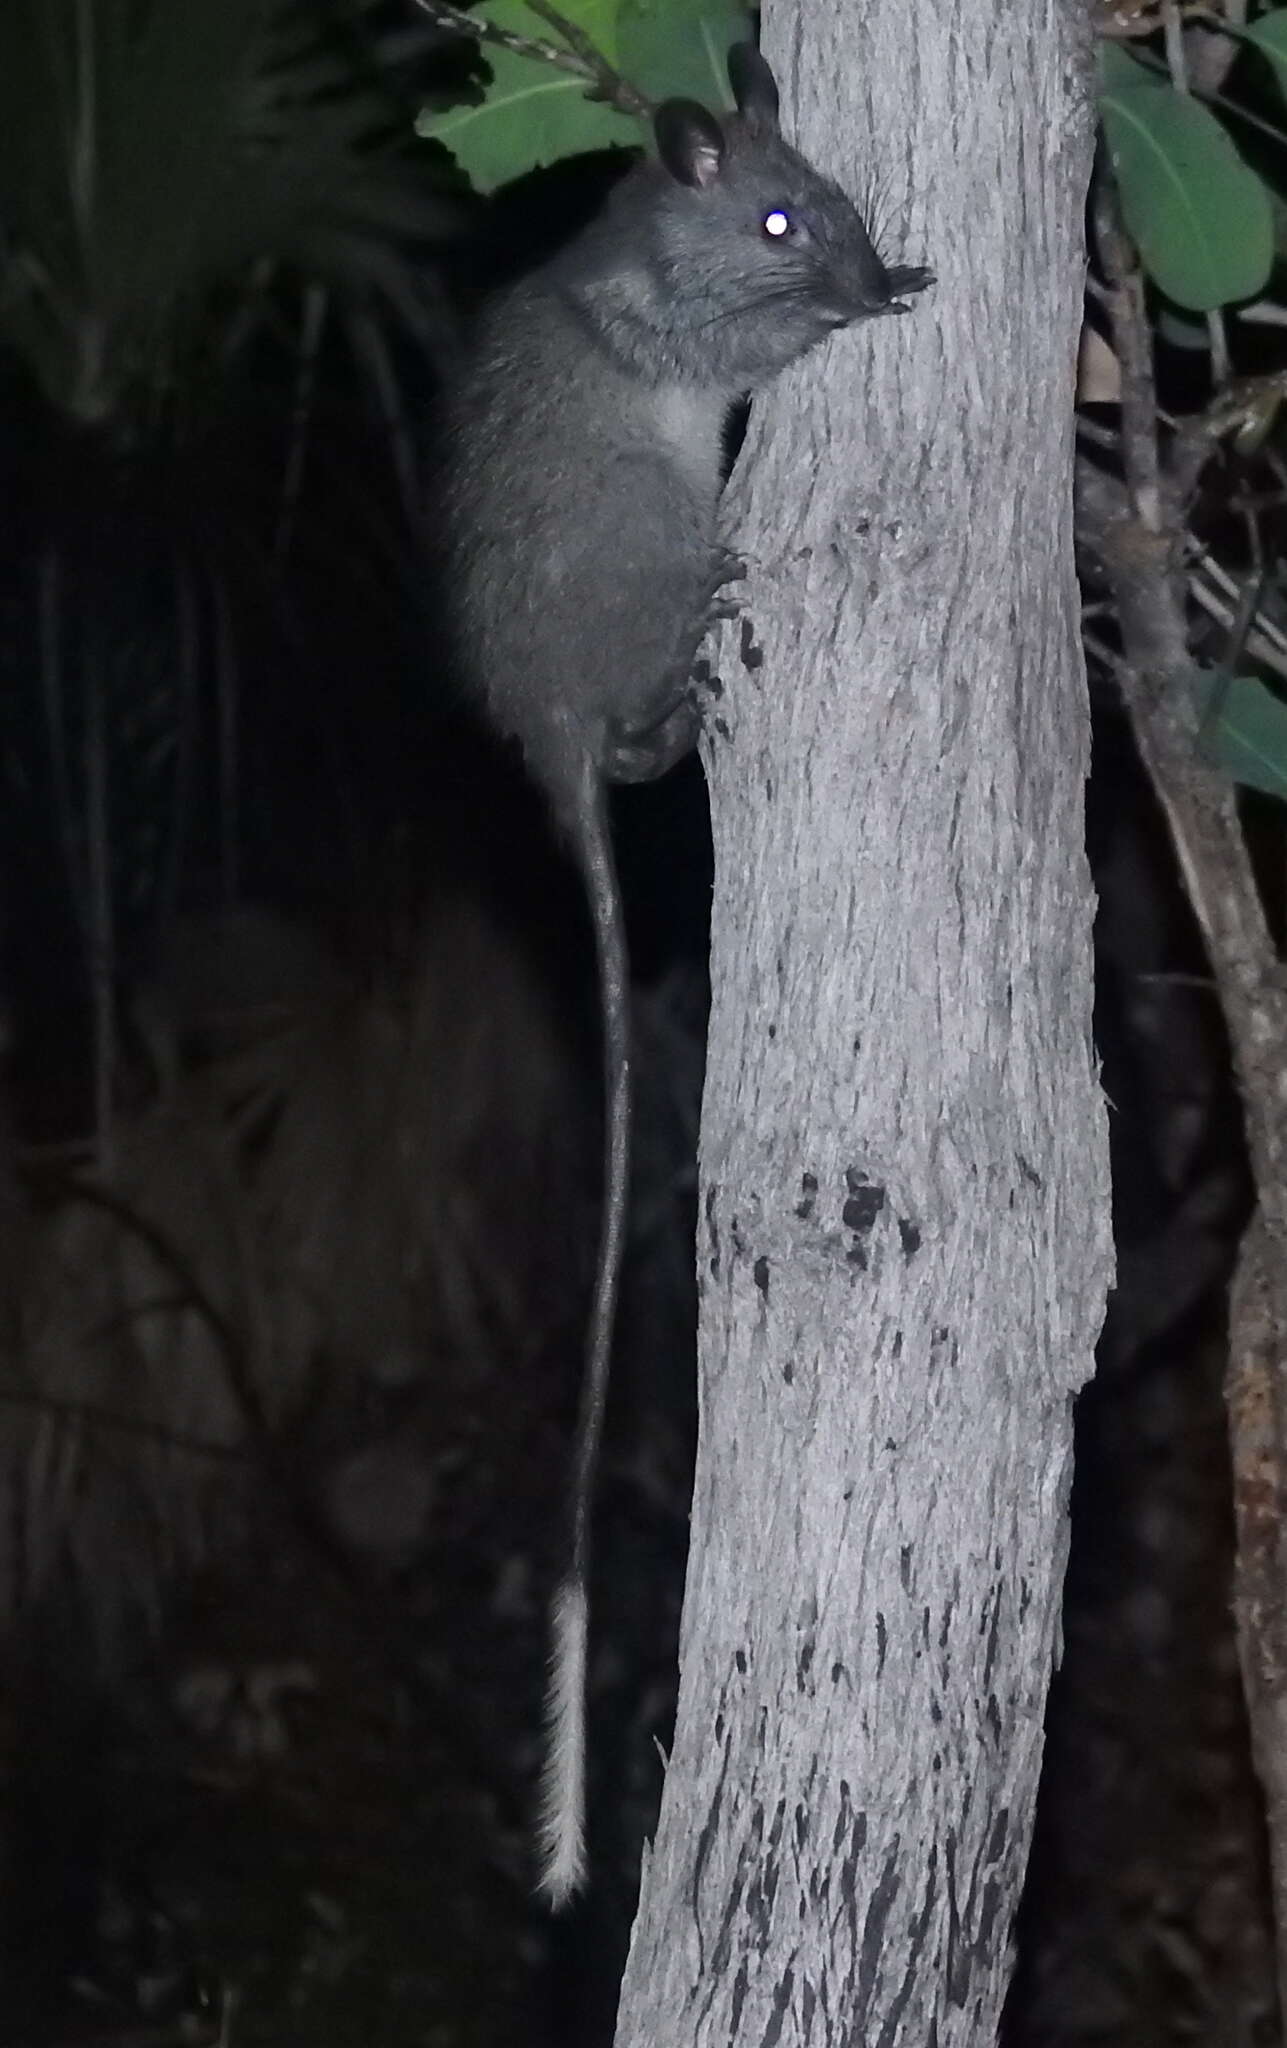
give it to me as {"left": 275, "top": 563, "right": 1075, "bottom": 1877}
{"left": 763, "top": 208, "right": 791, "bottom": 238}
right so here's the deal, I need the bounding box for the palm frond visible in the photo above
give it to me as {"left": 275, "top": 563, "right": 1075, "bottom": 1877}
{"left": 0, "top": 0, "right": 456, "bottom": 424}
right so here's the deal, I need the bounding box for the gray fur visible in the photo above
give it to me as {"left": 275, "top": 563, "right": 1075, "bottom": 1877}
{"left": 435, "top": 42, "right": 931, "bottom": 1904}
{"left": 439, "top": 47, "right": 930, "bottom": 806}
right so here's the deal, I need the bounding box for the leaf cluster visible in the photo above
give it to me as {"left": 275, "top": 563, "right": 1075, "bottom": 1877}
{"left": 415, "top": 0, "right": 749, "bottom": 190}
{"left": 1091, "top": 8, "right": 1287, "bottom": 800}
{"left": 1100, "top": 31, "right": 1277, "bottom": 313}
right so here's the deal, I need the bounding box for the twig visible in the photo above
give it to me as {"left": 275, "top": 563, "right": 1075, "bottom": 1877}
{"left": 1186, "top": 0, "right": 1250, "bottom": 102}
{"left": 1222, "top": 565, "right": 1267, "bottom": 679}
{"left": 84, "top": 648, "right": 116, "bottom": 1177}
{"left": 27, "top": 1165, "right": 263, "bottom": 1433}
{"left": 1075, "top": 413, "right": 1120, "bottom": 454}
{"left": 1094, "top": 185, "right": 1166, "bottom": 533}
{"left": 1088, "top": 163, "right": 1287, "bottom": 2012}
{"left": 1186, "top": 542, "right": 1287, "bottom": 683}
{"left": 1171, "top": 371, "right": 1287, "bottom": 504}
{"left": 1162, "top": 0, "right": 1190, "bottom": 87}
{"left": 1076, "top": 446, "right": 1287, "bottom": 685}
{"left": 1161, "top": 0, "right": 1232, "bottom": 380}
{"left": 524, "top": 0, "right": 649, "bottom": 112}
{"left": 413, "top": 0, "right": 597, "bottom": 79}
{"left": 0, "top": 1383, "right": 246, "bottom": 1463}
{"left": 38, "top": 548, "right": 88, "bottom": 956}
{"left": 22, "top": 1157, "right": 527, "bottom": 1836}
{"left": 1082, "top": 626, "right": 1132, "bottom": 679}
{"left": 273, "top": 284, "right": 327, "bottom": 582}
{"left": 1188, "top": 584, "right": 1287, "bottom": 687}
{"left": 1110, "top": 41, "right": 1287, "bottom": 149}
{"left": 1135, "top": 969, "right": 1219, "bottom": 990}
{"left": 410, "top": 0, "right": 650, "bottom": 116}
{"left": 1094, "top": 0, "right": 1210, "bottom": 36}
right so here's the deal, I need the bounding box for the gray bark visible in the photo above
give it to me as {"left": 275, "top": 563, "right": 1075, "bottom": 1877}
{"left": 615, "top": 4, "right": 1111, "bottom": 2041}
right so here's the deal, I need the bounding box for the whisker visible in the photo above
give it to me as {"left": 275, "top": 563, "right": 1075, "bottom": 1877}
{"left": 695, "top": 279, "right": 818, "bottom": 333}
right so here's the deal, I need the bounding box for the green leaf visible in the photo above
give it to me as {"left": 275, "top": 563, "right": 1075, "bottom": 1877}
{"left": 1191, "top": 671, "right": 1287, "bottom": 800}
{"left": 1156, "top": 308, "right": 1211, "bottom": 350}
{"left": 1245, "top": 7, "right": 1287, "bottom": 99}
{"left": 418, "top": 0, "right": 750, "bottom": 192}
{"left": 618, "top": 0, "right": 747, "bottom": 111}
{"left": 419, "top": 0, "right": 636, "bottom": 192}
{"left": 1098, "top": 44, "right": 1273, "bottom": 311}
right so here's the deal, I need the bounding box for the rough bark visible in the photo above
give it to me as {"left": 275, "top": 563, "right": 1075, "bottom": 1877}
{"left": 614, "top": 4, "right": 1110, "bottom": 2042}
{"left": 1228, "top": 1215, "right": 1287, "bottom": 2009}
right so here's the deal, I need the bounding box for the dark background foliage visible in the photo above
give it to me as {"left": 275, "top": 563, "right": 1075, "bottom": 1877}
{"left": 0, "top": 4, "right": 1281, "bottom": 2044}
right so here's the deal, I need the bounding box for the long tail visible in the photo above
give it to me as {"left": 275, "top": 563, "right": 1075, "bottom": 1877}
{"left": 535, "top": 760, "right": 631, "bottom": 1907}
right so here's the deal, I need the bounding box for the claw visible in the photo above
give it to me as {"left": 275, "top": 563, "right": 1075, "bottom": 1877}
{"left": 712, "top": 547, "right": 748, "bottom": 591}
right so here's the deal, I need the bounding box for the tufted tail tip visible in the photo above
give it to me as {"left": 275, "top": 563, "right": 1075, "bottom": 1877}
{"left": 535, "top": 1578, "right": 587, "bottom": 1908}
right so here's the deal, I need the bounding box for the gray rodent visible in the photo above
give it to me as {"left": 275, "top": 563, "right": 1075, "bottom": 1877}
{"left": 436, "top": 40, "right": 932, "bottom": 1906}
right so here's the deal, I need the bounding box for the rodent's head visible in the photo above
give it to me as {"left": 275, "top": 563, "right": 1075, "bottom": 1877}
{"left": 643, "top": 44, "right": 932, "bottom": 387}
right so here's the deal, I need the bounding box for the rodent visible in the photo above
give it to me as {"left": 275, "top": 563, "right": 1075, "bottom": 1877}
{"left": 435, "top": 39, "right": 932, "bottom": 1907}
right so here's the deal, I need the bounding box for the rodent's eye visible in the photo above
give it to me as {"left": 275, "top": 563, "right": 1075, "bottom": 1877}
{"left": 761, "top": 207, "right": 794, "bottom": 241}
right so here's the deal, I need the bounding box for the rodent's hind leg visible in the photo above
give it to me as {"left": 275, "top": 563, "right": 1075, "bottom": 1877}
{"left": 708, "top": 544, "right": 747, "bottom": 607}
{"left": 604, "top": 690, "right": 702, "bottom": 783}
{"left": 601, "top": 545, "right": 744, "bottom": 783}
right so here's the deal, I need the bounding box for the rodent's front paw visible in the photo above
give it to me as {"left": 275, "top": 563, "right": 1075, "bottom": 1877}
{"left": 711, "top": 545, "right": 748, "bottom": 594}
{"left": 690, "top": 657, "right": 723, "bottom": 704}
{"left": 704, "top": 549, "right": 745, "bottom": 629}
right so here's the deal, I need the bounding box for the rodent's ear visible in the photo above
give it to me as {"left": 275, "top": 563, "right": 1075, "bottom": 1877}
{"left": 653, "top": 100, "right": 726, "bottom": 189}
{"left": 727, "top": 43, "right": 780, "bottom": 131}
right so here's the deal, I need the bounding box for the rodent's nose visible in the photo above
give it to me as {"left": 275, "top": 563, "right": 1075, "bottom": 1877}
{"left": 888, "top": 264, "right": 935, "bottom": 304}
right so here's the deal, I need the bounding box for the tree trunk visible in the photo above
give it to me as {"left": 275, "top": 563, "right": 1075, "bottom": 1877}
{"left": 614, "top": 4, "right": 1110, "bottom": 2040}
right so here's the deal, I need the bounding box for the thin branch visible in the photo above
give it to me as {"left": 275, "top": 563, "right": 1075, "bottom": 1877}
{"left": 1082, "top": 626, "right": 1132, "bottom": 679}
{"left": 1094, "top": 0, "right": 1208, "bottom": 37}
{"left": 1094, "top": 187, "right": 1166, "bottom": 533}
{"left": 1189, "top": 582, "right": 1287, "bottom": 687}
{"left": 1187, "top": 542, "right": 1287, "bottom": 683}
{"left": 274, "top": 284, "right": 328, "bottom": 582}
{"left": 1171, "top": 371, "right": 1287, "bottom": 504}
{"left": 83, "top": 646, "right": 116, "bottom": 1177}
{"left": 1075, "top": 413, "right": 1120, "bottom": 454}
{"left": 347, "top": 308, "right": 420, "bottom": 519}
{"left": 0, "top": 1383, "right": 247, "bottom": 1464}
{"left": 1076, "top": 443, "right": 1287, "bottom": 685}
{"left": 1111, "top": 39, "right": 1287, "bottom": 149}
{"left": 38, "top": 548, "right": 87, "bottom": 953}
{"left": 410, "top": 0, "right": 650, "bottom": 116}
{"left": 413, "top": 0, "right": 599, "bottom": 79}
{"left": 155, "top": 546, "right": 199, "bottom": 946}
{"left": 1186, "top": 0, "right": 1248, "bottom": 99}
{"left": 1088, "top": 164, "right": 1287, "bottom": 2008}
{"left": 214, "top": 572, "right": 239, "bottom": 908}
{"left": 1162, "top": 0, "right": 1191, "bottom": 88}
{"left": 1165, "top": 0, "right": 1238, "bottom": 405}
{"left": 27, "top": 1167, "right": 264, "bottom": 1435}
{"left": 523, "top": 0, "right": 649, "bottom": 112}
{"left": 1240, "top": 302, "right": 1287, "bottom": 331}
{"left": 1222, "top": 565, "right": 1268, "bottom": 679}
